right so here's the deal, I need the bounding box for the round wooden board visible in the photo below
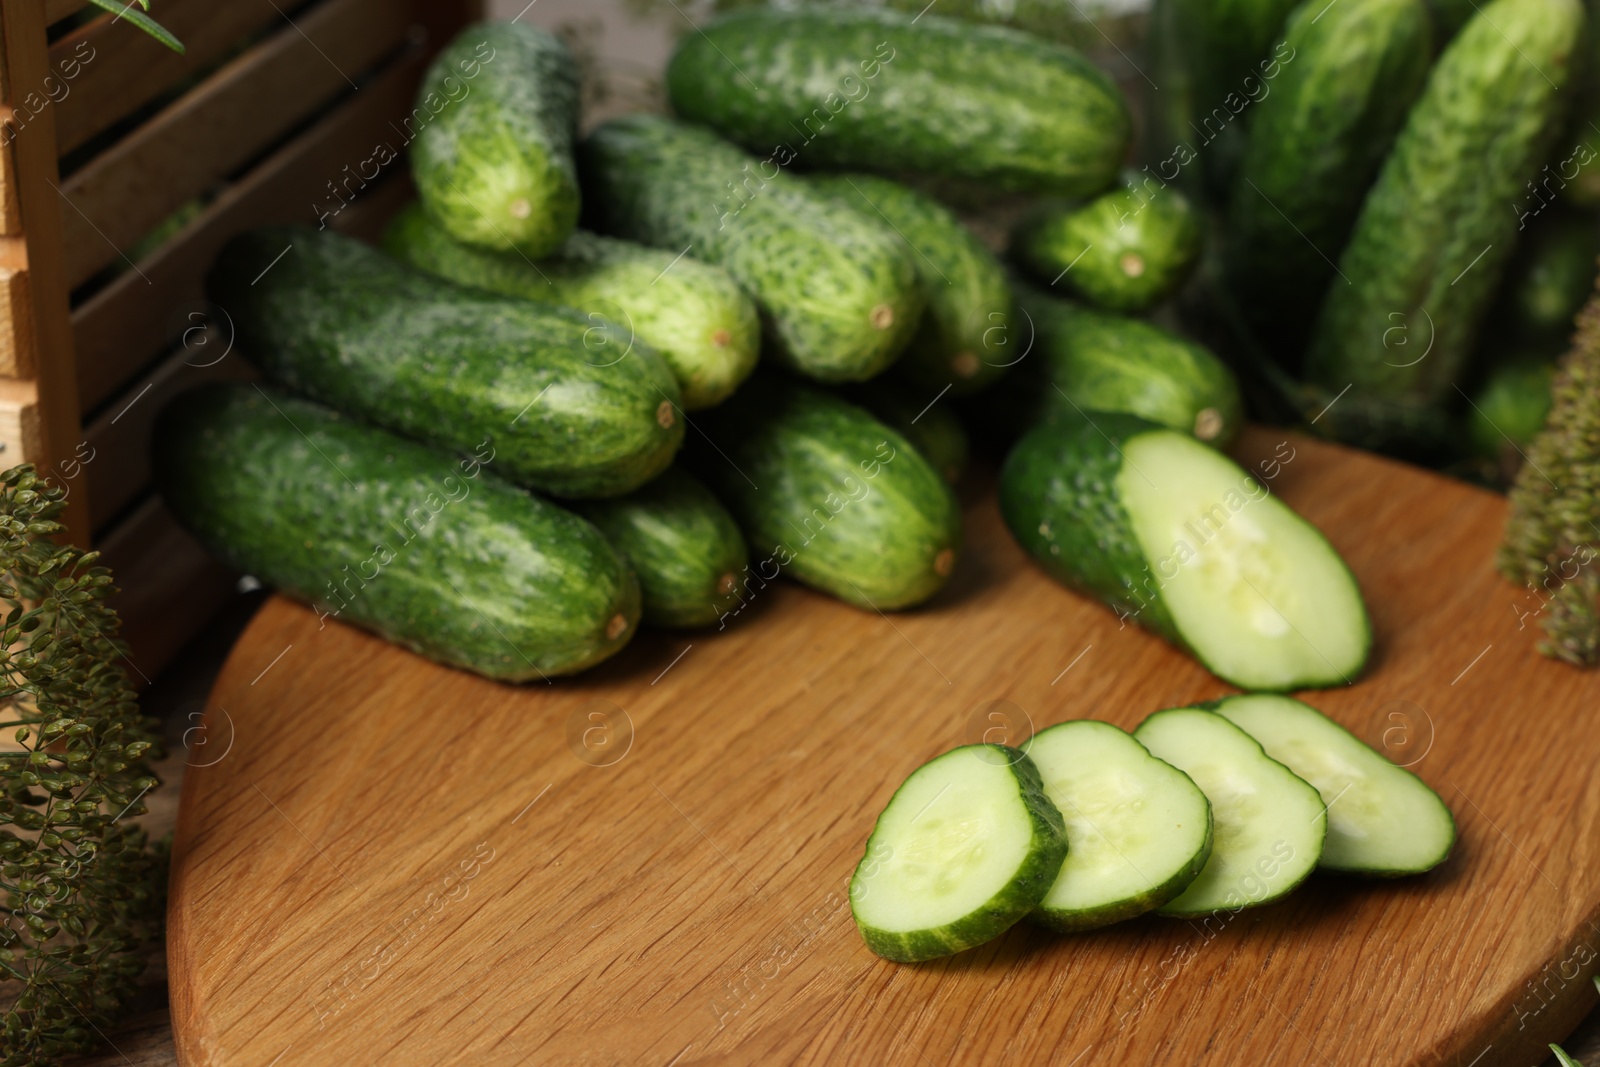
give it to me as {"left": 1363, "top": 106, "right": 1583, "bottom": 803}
{"left": 168, "top": 429, "right": 1600, "bottom": 1066}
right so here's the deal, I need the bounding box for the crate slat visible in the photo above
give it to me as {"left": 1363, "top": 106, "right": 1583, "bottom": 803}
{"left": 44, "top": 0, "right": 87, "bottom": 27}
{"left": 0, "top": 132, "right": 21, "bottom": 235}
{"left": 72, "top": 42, "right": 427, "bottom": 414}
{"left": 0, "top": 263, "right": 36, "bottom": 376}
{"left": 0, "top": 376, "right": 42, "bottom": 467}
{"left": 52, "top": 0, "right": 290, "bottom": 155}
{"left": 59, "top": 0, "right": 419, "bottom": 290}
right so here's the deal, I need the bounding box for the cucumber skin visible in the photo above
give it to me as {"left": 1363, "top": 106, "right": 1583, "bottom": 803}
{"left": 156, "top": 385, "right": 639, "bottom": 680}
{"left": 1000, "top": 412, "right": 1183, "bottom": 643}
{"left": 666, "top": 6, "right": 1130, "bottom": 197}
{"left": 208, "top": 226, "right": 683, "bottom": 499}
{"left": 1305, "top": 0, "right": 1584, "bottom": 406}
{"left": 1225, "top": 0, "right": 1432, "bottom": 362}
{"left": 382, "top": 203, "right": 760, "bottom": 410}
{"left": 1011, "top": 284, "right": 1244, "bottom": 446}
{"left": 573, "top": 468, "right": 748, "bottom": 629}
{"left": 1468, "top": 360, "right": 1554, "bottom": 460}
{"left": 1494, "top": 209, "right": 1600, "bottom": 343}
{"left": 578, "top": 116, "right": 923, "bottom": 383}
{"left": 1012, "top": 176, "right": 1203, "bottom": 313}
{"left": 809, "top": 174, "right": 1015, "bottom": 395}
{"left": 852, "top": 745, "right": 1068, "bottom": 963}
{"left": 838, "top": 379, "right": 970, "bottom": 487}
{"left": 692, "top": 378, "right": 962, "bottom": 611}
{"left": 410, "top": 22, "right": 580, "bottom": 258}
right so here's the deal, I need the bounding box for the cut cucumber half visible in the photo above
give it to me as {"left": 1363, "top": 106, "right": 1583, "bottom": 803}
{"left": 999, "top": 412, "right": 1371, "bottom": 692}
{"left": 1026, "top": 720, "right": 1212, "bottom": 932}
{"left": 849, "top": 745, "right": 1067, "bottom": 962}
{"left": 1213, "top": 694, "right": 1455, "bottom": 876}
{"left": 1134, "top": 707, "right": 1325, "bottom": 917}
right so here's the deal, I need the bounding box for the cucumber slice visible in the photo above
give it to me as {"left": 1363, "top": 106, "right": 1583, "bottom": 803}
{"left": 1116, "top": 429, "right": 1369, "bottom": 690}
{"left": 1026, "top": 720, "right": 1212, "bottom": 932}
{"left": 1134, "top": 707, "right": 1325, "bottom": 917}
{"left": 850, "top": 745, "right": 1067, "bottom": 962}
{"left": 1213, "top": 694, "right": 1455, "bottom": 875}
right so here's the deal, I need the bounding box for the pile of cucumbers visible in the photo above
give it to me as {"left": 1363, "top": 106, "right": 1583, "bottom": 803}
{"left": 1151, "top": 0, "right": 1598, "bottom": 473}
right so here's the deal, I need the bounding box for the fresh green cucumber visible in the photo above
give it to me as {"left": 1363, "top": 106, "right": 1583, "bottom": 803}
{"left": 839, "top": 379, "right": 970, "bottom": 487}
{"left": 1026, "top": 720, "right": 1212, "bottom": 932}
{"left": 156, "top": 384, "right": 639, "bottom": 680}
{"left": 208, "top": 226, "right": 683, "bottom": 499}
{"left": 1305, "top": 0, "right": 1584, "bottom": 408}
{"left": 693, "top": 378, "right": 961, "bottom": 611}
{"left": 573, "top": 467, "right": 747, "bottom": 629}
{"left": 1493, "top": 208, "right": 1600, "bottom": 344}
{"left": 1133, "top": 707, "right": 1325, "bottom": 916}
{"left": 383, "top": 202, "right": 759, "bottom": 409}
{"left": 1213, "top": 694, "right": 1455, "bottom": 875}
{"left": 410, "top": 22, "right": 580, "bottom": 258}
{"left": 578, "top": 116, "right": 922, "bottom": 382}
{"left": 664, "top": 6, "right": 1130, "bottom": 197}
{"left": 808, "top": 173, "right": 1014, "bottom": 395}
{"left": 1013, "top": 284, "right": 1244, "bottom": 446}
{"left": 1011, "top": 173, "right": 1203, "bottom": 313}
{"left": 850, "top": 744, "right": 1067, "bottom": 962}
{"left": 1468, "top": 359, "right": 1555, "bottom": 459}
{"left": 1224, "top": 0, "right": 1433, "bottom": 362}
{"left": 999, "top": 412, "right": 1370, "bottom": 690}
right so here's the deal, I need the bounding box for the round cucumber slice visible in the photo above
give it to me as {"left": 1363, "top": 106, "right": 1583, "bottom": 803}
{"left": 1213, "top": 694, "right": 1455, "bottom": 876}
{"left": 1116, "top": 430, "right": 1370, "bottom": 691}
{"left": 849, "top": 745, "right": 1067, "bottom": 962}
{"left": 1027, "top": 720, "right": 1212, "bottom": 932}
{"left": 1134, "top": 707, "right": 1325, "bottom": 917}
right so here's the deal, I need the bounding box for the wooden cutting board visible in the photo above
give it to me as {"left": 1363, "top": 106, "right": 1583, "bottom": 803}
{"left": 168, "top": 428, "right": 1600, "bottom": 1067}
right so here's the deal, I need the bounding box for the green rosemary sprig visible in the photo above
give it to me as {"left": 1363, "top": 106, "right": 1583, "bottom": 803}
{"left": 0, "top": 466, "right": 166, "bottom": 1067}
{"left": 85, "top": 0, "right": 185, "bottom": 55}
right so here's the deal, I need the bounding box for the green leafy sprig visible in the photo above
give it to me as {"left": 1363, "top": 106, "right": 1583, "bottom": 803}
{"left": 85, "top": 0, "right": 184, "bottom": 54}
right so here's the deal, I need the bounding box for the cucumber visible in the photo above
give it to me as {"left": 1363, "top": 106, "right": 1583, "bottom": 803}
{"left": 1468, "top": 359, "right": 1555, "bottom": 459}
{"left": 664, "top": 6, "right": 1131, "bottom": 197}
{"left": 578, "top": 116, "right": 922, "bottom": 382}
{"left": 1224, "top": 0, "right": 1433, "bottom": 362}
{"left": 1012, "top": 284, "right": 1244, "bottom": 446}
{"left": 838, "top": 379, "right": 970, "bottom": 487}
{"left": 573, "top": 467, "right": 747, "bottom": 630}
{"left": 1011, "top": 173, "right": 1203, "bottom": 313}
{"left": 207, "top": 226, "right": 683, "bottom": 499}
{"left": 410, "top": 22, "right": 580, "bottom": 258}
{"left": 808, "top": 173, "right": 1014, "bottom": 395}
{"left": 849, "top": 744, "right": 1067, "bottom": 962}
{"left": 1026, "top": 720, "right": 1212, "bottom": 932}
{"left": 999, "top": 412, "right": 1370, "bottom": 690}
{"left": 383, "top": 202, "right": 759, "bottom": 409}
{"left": 156, "top": 384, "right": 639, "bottom": 680}
{"left": 692, "top": 377, "right": 961, "bottom": 611}
{"left": 1493, "top": 208, "right": 1600, "bottom": 344}
{"left": 1133, "top": 707, "right": 1325, "bottom": 916}
{"left": 1213, "top": 694, "right": 1456, "bottom": 875}
{"left": 1305, "top": 0, "right": 1584, "bottom": 408}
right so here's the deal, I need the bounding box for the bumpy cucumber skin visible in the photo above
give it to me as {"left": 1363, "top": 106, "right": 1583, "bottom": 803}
{"left": 410, "top": 22, "right": 580, "bottom": 257}
{"left": 693, "top": 378, "right": 962, "bottom": 611}
{"left": 809, "top": 174, "right": 1015, "bottom": 395}
{"left": 666, "top": 7, "right": 1130, "bottom": 197}
{"left": 851, "top": 745, "right": 1068, "bottom": 963}
{"left": 1305, "top": 0, "right": 1584, "bottom": 406}
{"left": 156, "top": 385, "right": 640, "bottom": 680}
{"left": 578, "top": 116, "right": 922, "bottom": 382}
{"left": 999, "top": 413, "right": 1183, "bottom": 642}
{"left": 1225, "top": 0, "right": 1432, "bottom": 362}
{"left": 1469, "top": 360, "right": 1555, "bottom": 458}
{"left": 1012, "top": 176, "right": 1203, "bottom": 313}
{"left": 1028, "top": 722, "right": 1214, "bottom": 933}
{"left": 573, "top": 468, "right": 748, "bottom": 629}
{"left": 383, "top": 203, "right": 759, "bottom": 410}
{"left": 1013, "top": 284, "right": 1243, "bottom": 446}
{"left": 208, "top": 226, "right": 683, "bottom": 499}
{"left": 838, "top": 379, "right": 971, "bottom": 486}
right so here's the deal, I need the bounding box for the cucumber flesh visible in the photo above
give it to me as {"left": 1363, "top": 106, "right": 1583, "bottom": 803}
{"left": 1134, "top": 708, "right": 1325, "bottom": 917}
{"left": 850, "top": 745, "right": 1067, "bottom": 962}
{"left": 1027, "top": 720, "right": 1212, "bottom": 932}
{"left": 1214, "top": 694, "right": 1455, "bottom": 875}
{"left": 1117, "top": 431, "right": 1369, "bottom": 690}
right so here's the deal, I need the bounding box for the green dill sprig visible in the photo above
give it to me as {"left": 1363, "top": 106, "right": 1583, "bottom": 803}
{"left": 0, "top": 466, "right": 166, "bottom": 1067}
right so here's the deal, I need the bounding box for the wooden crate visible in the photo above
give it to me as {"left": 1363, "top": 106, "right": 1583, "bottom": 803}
{"left": 0, "top": 0, "right": 483, "bottom": 679}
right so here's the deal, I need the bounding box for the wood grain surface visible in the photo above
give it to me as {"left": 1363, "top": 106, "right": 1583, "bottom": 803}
{"left": 167, "top": 428, "right": 1600, "bottom": 1066}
